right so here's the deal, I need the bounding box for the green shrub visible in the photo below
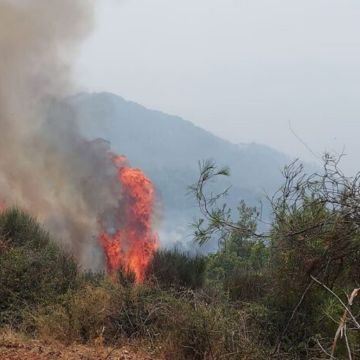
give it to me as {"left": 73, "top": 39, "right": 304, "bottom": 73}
{"left": 0, "top": 208, "right": 269, "bottom": 358}
{"left": 0, "top": 208, "right": 78, "bottom": 326}
{"left": 146, "top": 249, "right": 206, "bottom": 289}
{"left": 268, "top": 200, "right": 360, "bottom": 351}
{"left": 160, "top": 291, "right": 267, "bottom": 359}
{"left": 0, "top": 208, "right": 50, "bottom": 249}
{"left": 206, "top": 245, "right": 269, "bottom": 301}
{"left": 105, "top": 284, "right": 267, "bottom": 359}
{"left": 224, "top": 269, "right": 268, "bottom": 301}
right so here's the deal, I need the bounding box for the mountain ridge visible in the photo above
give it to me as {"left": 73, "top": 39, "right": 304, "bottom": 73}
{"left": 70, "top": 92, "right": 292, "bottom": 249}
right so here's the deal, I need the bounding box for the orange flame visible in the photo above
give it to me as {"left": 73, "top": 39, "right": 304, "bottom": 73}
{"left": 99, "top": 155, "right": 158, "bottom": 283}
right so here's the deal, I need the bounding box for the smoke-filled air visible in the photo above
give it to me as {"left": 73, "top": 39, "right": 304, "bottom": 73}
{"left": 0, "top": 0, "right": 158, "bottom": 279}
{"left": 3, "top": 1, "right": 360, "bottom": 358}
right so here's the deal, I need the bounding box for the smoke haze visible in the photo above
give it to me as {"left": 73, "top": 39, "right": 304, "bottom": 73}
{"left": 0, "top": 0, "right": 124, "bottom": 269}
{"left": 75, "top": 0, "right": 360, "bottom": 174}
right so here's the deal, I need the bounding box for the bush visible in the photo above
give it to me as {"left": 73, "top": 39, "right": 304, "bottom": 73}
{"left": 190, "top": 158, "right": 360, "bottom": 356}
{"left": 0, "top": 208, "right": 78, "bottom": 326}
{"left": 268, "top": 199, "right": 360, "bottom": 351}
{"left": 146, "top": 249, "right": 206, "bottom": 289}
{"left": 223, "top": 268, "right": 268, "bottom": 301}
{"left": 106, "top": 284, "right": 267, "bottom": 359}
{"left": 0, "top": 208, "right": 270, "bottom": 358}
{"left": 161, "top": 295, "right": 264, "bottom": 359}
{"left": 206, "top": 242, "right": 269, "bottom": 301}
{"left": 33, "top": 283, "right": 112, "bottom": 343}
{"left": 0, "top": 208, "right": 50, "bottom": 249}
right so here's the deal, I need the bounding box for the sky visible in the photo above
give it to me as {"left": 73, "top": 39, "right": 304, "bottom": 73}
{"left": 74, "top": 0, "right": 360, "bottom": 174}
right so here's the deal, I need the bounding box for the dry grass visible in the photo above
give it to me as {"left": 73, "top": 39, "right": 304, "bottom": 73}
{"left": 33, "top": 284, "right": 112, "bottom": 344}
{"left": 0, "top": 327, "right": 157, "bottom": 360}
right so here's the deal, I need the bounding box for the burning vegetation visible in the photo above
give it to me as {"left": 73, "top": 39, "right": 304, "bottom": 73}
{"left": 0, "top": 1, "right": 159, "bottom": 277}
{"left": 3, "top": 1, "right": 360, "bottom": 360}
{"left": 99, "top": 155, "right": 159, "bottom": 283}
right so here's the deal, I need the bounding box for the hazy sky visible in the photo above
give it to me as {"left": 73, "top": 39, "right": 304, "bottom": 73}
{"left": 74, "top": 0, "right": 360, "bottom": 174}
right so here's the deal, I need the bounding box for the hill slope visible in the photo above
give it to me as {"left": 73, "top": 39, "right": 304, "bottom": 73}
{"left": 70, "top": 92, "right": 290, "bottom": 249}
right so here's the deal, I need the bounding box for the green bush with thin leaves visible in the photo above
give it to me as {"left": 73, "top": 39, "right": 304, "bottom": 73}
{"left": 146, "top": 249, "right": 207, "bottom": 289}
{"left": 0, "top": 208, "right": 78, "bottom": 326}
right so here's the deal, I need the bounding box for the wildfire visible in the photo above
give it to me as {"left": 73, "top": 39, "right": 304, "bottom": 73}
{"left": 99, "top": 155, "right": 158, "bottom": 283}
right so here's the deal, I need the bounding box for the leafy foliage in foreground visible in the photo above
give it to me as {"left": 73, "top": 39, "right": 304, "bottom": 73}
{"left": 0, "top": 208, "right": 77, "bottom": 326}
{"left": 0, "top": 208, "right": 267, "bottom": 359}
{"left": 2, "top": 155, "right": 360, "bottom": 358}
{"left": 189, "top": 155, "right": 360, "bottom": 358}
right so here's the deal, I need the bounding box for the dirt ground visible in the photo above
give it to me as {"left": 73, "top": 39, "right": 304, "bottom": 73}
{"left": 0, "top": 331, "right": 160, "bottom": 360}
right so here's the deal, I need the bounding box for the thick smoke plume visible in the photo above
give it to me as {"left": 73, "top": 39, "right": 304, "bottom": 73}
{"left": 0, "top": 0, "right": 144, "bottom": 270}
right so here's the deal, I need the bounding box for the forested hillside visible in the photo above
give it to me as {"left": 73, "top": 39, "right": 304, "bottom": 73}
{"left": 70, "top": 92, "right": 290, "bottom": 248}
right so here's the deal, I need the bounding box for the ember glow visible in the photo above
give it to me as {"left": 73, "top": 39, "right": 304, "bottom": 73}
{"left": 99, "top": 155, "right": 159, "bottom": 283}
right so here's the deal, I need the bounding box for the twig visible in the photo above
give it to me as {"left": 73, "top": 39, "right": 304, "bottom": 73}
{"left": 315, "top": 338, "right": 336, "bottom": 359}
{"left": 344, "top": 328, "right": 352, "bottom": 360}
{"left": 311, "top": 275, "right": 360, "bottom": 359}
{"left": 310, "top": 276, "right": 360, "bottom": 329}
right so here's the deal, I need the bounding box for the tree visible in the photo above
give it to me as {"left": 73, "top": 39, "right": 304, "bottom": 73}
{"left": 190, "top": 154, "right": 360, "bottom": 356}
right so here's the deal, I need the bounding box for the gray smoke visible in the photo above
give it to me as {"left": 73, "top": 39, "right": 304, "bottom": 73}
{"left": 0, "top": 0, "right": 122, "bottom": 270}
